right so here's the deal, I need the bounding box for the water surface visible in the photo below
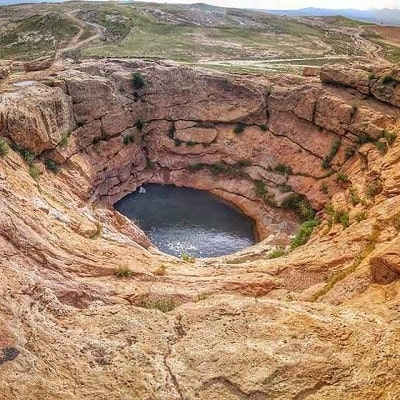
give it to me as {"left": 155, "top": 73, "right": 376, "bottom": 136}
{"left": 115, "top": 184, "right": 256, "bottom": 258}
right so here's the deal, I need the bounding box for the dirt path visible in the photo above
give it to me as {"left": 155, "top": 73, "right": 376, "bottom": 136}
{"left": 55, "top": 10, "right": 104, "bottom": 59}
{"left": 295, "top": 17, "right": 390, "bottom": 65}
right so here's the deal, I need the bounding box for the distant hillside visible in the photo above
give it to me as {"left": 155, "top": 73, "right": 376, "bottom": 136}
{"left": 265, "top": 8, "right": 400, "bottom": 26}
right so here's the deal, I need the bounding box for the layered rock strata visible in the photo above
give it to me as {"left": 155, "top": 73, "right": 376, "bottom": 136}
{"left": 1, "top": 60, "right": 400, "bottom": 399}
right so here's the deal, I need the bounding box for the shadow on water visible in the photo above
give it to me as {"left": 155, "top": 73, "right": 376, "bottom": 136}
{"left": 114, "top": 184, "right": 256, "bottom": 258}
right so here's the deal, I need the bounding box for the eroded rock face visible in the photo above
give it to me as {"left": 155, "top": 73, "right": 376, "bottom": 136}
{"left": 1, "top": 60, "right": 400, "bottom": 399}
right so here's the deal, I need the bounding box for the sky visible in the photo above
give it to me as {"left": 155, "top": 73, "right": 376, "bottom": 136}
{"left": 142, "top": 0, "right": 400, "bottom": 10}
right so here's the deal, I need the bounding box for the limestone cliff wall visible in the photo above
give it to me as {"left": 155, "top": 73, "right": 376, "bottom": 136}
{"left": 1, "top": 60, "right": 400, "bottom": 399}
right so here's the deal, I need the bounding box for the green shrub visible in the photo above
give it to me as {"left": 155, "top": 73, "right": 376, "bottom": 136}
{"left": 140, "top": 296, "right": 176, "bottom": 312}
{"left": 278, "top": 183, "right": 292, "bottom": 193}
{"left": 357, "top": 132, "right": 373, "bottom": 144}
{"left": 233, "top": 123, "right": 246, "bottom": 135}
{"left": 115, "top": 266, "right": 134, "bottom": 278}
{"left": 59, "top": 132, "right": 71, "bottom": 148}
{"left": 368, "top": 72, "right": 376, "bottom": 80}
{"left": 321, "top": 158, "right": 330, "bottom": 170}
{"left": 90, "top": 221, "right": 103, "bottom": 239}
{"left": 384, "top": 130, "right": 397, "bottom": 145}
{"left": 340, "top": 212, "right": 350, "bottom": 229}
{"left": 29, "top": 164, "right": 40, "bottom": 181}
{"left": 92, "top": 137, "right": 101, "bottom": 145}
{"left": 181, "top": 253, "right": 195, "bottom": 263}
{"left": 174, "top": 138, "right": 182, "bottom": 146}
{"left": 186, "top": 141, "right": 197, "bottom": 147}
{"left": 267, "top": 248, "right": 286, "bottom": 259}
{"left": 167, "top": 126, "right": 175, "bottom": 139}
{"left": 187, "top": 163, "right": 203, "bottom": 171}
{"left": 12, "top": 145, "right": 35, "bottom": 164}
{"left": 291, "top": 219, "right": 320, "bottom": 249}
{"left": 259, "top": 124, "right": 267, "bottom": 131}
{"left": 344, "top": 147, "right": 356, "bottom": 160}
{"left": 274, "top": 163, "right": 293, "bottom": 175}
{"left": 329, "top": 138, "right": 341, "bottom": 159}
{"left": 320, "top": 183, "right": 329, "bottom": 194}
{"left": 255, "top": 180, "right": 267, "bottom": 197}
{"left": 333, "top": 208, "right": 350, "bottom": 229}
{"left": 135, "top": 119, "right": 143, "bottom": 131}
{"left": 355, "top": 211, "right": 368, "bottom": 223}
{"left": 45, "top": 158, "right": 58, "bottom": 172}
{"left": 335, "top": 172, "right": 350, "bottom": 185}
{"left": 381, "top": 74, "right": 394, "bottom": 85}
{"left": 187, "top": 161, "right": 249, "bottom": 178}
{"left": 123, "top": 135, "right": 135, "bottom": 145}
{"left": 0, "top": 138, "right": 10, "bottom": 157}
{"left": 237, "top": 159, "right": 252, "bottom": 168}
{"left": 391, "top": 211, "right": 400, "bottom": 231}
{"left": 132, "top": 72, "right": 145, "bottom": 90}
{"left": 374, "top": 140, "right": 388, "bottom": 155}
{"left": 349, "top": 187, "right": 361, "bottom": 206}
{"left": 365, "top": 179, "right": 382, "bottom": 198}
{"left": 281, "top": 193, "right": 315, "bottom": 221}
{"left": 350, "top": 104, "right": 358, "bottom": 117}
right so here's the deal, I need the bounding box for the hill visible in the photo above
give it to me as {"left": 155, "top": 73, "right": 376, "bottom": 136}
{"left": 0, "top": 1, "right": 397, "bottom": 74}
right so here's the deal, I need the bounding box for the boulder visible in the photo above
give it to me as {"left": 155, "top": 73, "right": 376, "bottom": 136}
{"left": 23, "top": 57, "right": 54, "bottom": 72}
{"left": 303, "top": 66, "right": 321, "bottom": 77}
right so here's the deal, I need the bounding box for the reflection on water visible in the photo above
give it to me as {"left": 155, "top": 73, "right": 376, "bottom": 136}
{"left": 114, "top": 184, "right": 256, "bottom": 258}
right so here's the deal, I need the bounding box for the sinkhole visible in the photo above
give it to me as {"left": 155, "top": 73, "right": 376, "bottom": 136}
{"left": 114, "top": 184, "right": 257, "bottom": 258}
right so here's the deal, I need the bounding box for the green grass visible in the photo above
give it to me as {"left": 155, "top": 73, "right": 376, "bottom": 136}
{"left": 181, "top": 253, "right": 195, "bottom": 263}
{"left": 281, "top": 193, "right": 315, "bottom": 221}
{"left": 12, "top": 145, "right": 35, "bottom": 164}
{"left": 45, "top": 158, "right": 58, "bottom": 173}
{"left": 115, "top": 266, "right": 134, "bottom": 278}
{"left": 310, "top": 241, "right": 376, "bottom": 302}
{"left": 90, "top": 221, "right": 103, "bottom": 239}
{"left": 267, "top": 248, "right": 286, "bottom": 259}
{"left": 273, "top": 163, "right": 293, "bottom": 176}
{"left": 140, "top": 296, "right": 176, "bottom": 313}
{"left": 188, "top": 160, "right": 250, "bottom": 178}
{"left": 322, "top": 137, "right": 341, "bottom": 169}
{"left": 381, "top": 74, "right": 395, "bottom": 85}
{"left": 291, "top": 219, "right": 320, "bottom": 249}
{"left": 29, "top": 164, "right": 40, "bottom": 181}
{"left": 0, "top": 13, "right": 80, "bottom": 60}
{"left": 0, "top": 139, "right": 10, "bottom": 157}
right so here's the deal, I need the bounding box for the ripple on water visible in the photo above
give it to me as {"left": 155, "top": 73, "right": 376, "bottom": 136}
{"left": 114, "top": 184, "right": 256, "bottom": 258}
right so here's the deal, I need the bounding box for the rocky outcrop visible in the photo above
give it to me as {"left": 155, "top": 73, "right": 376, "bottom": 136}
{"left": 23, "top": 56, "right": 54, "bottom": 72}
{"left": 1, "top": 60, "right": 400, "bottom": 399}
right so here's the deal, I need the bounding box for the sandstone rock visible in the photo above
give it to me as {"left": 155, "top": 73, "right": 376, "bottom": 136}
{"left": 268, "top": 84, "right": 320, "bottom": 121}
{"left": 101, "top": 110, "right": 135, "bottom": 138}
{"left": 0, "top": 61, "right": 12, "bottom": 79}
{"left": 314, "top": 94, "right": 352, "bottom": 135}
{"left": 0, "top": 86, "right": 74, "bottom": 154}
{"left": 23, "top": 56, "right": 54, "bottom": 72}
{"left": 320, "top": 65, "right": 370, "bottom": 95}
{"left": 1, "top": 59, "right": 400, "bottom": 400}
{"left": 303, "top": 66, "right": 321, "bottom": 77}
{"left": 370, "top": 249, "right": 400, "bottom": 284}
{"left": 370, "top": 78, "right": 400, "bottom": 108}
{"left": 175, "top": 126, "right": 218, "bottom": 144}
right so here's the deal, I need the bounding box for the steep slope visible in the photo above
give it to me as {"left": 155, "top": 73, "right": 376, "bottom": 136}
{"left": 1, "top": 60, "right": 400, "bottom": 399}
